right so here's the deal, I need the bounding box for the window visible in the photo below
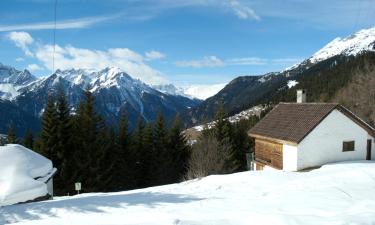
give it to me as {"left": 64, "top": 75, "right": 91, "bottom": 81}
{"left": 343, "top": 141, "right": 355, "bottom": 152}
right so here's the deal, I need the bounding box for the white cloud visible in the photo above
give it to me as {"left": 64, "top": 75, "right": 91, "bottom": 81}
{"left": 225, "top": 0, "right": 260, "bottom": 20}
{"left": 145, "top": 50, "right": 165, "bottom": 60}
{"left": 0, "top": 15, "right": 119, "bottom": 32}
{"left": 228, "top": 57, "right": 267, "bottom": 65}
{"left": 175, "top": 56, "right": 224, "bottom": 68}
{"left": 272, "top": 58, "right": 303, "bottom": 64}
{"left": 33, "top": 44, "right": 167, "bottom": 85}
{"left": 6, "top": 31, "right": 34, "bottom": 56}
{"left": 146, "top": 0, "right": 260, "bottom": 21}
{"left": 26, "top": 64, "right": 42, "bottom": 72}
{"left": 15, "top": 57, "right": 24, "bottom": 62}
{"left": 175, "top": 56, "right": 302, "bottom": 68}
{"left": 7, "top": 32, "right": 168, "bottom": 85}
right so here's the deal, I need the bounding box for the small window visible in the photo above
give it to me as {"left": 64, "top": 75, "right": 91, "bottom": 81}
{"left": 343, "top": 141, "right": 355, "bottom": 152}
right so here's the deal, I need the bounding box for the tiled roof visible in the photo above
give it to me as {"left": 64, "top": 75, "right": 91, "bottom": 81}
{"left": 248, "top": 103, "right": 374, "bottom": 143}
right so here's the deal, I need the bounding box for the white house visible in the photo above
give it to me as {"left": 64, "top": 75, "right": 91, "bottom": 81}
{"left": 248, "top": 90, "right": 375, "bottom": 171}
{"left": 0, "top": 144, "right": 57, "bottom": 206}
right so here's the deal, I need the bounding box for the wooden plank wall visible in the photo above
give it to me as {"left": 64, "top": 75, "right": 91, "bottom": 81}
{"left": 255, "top": 139, "right": 283, "bottom": 169}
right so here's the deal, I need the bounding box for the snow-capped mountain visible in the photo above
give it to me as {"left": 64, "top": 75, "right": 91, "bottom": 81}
{"left": 286, "top": 27, "right": 375, "bottom": 72}
{"left": 0, "top": 63, "right": 37, "bottom": 100}
{"left": 152, "top": 83, "right": 226, "bottom": 100}
{"left": 309, "top": 27, "right": 375, "bottom": 64}
{"left": 183, "top": 26, "right": 375, "bottom": 126}
{"left": 0, "top": 65, "right": 201, "bottom": 133}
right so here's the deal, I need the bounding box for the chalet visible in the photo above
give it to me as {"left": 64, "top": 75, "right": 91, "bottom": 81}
{"left": 248, "top": 90, "right": 375, "bottom": 171}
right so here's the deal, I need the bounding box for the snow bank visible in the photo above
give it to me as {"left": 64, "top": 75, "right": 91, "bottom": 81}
{"left": 1, "top": 161, "right": 375, "bottom": 225}
{"left": 0, "top": 144, "right": 53, "bottom": 206}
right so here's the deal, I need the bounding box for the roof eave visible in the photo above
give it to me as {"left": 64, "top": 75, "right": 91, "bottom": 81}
{"left": 249, "top": 133, "right": 299, "bottom": 146}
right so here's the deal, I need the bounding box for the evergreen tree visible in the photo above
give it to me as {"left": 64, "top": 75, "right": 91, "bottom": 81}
{"left": 153, "top": 113, "right": 170, "bottom": 185}
{"left": 141, "top": 123, "right": 155, "bottom": 187}
{"left": 72, "top": 89, "right": 102, "bottom": 193}
{"left": 39, "top": 95, "right": 59, "bottom": 162}
{"left": 129, "top": 117, "right": 145, "bottom": 188}
{"left": 6, "top": 125, "right": 16, "bottom": 144}
{"left": 231, "top": 119, "right": 253, "bottom": 171}
{"left": 55, "top": 88, "right": 74, "bottom": 194}
{"left": 111, "top": 113, "right": 131, "bottom": 190}
{"left": 214, "top": 100, "right": 232, "bottom": 142}
{"left": 213, "top": 100, "right": 239, "bottom": 173}
{"left": 23, "top": 129, "right": 34, "bottom": 149}
{"left": 168, "top": 114, "right": 190, "bottom": 182}
{"left": 95, "top": 125, "right": 116, "bottom": 191}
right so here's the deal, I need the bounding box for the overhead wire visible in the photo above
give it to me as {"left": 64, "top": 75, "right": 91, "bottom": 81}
{"left": 53, "top": 0, "right": 58, "bottom": 73}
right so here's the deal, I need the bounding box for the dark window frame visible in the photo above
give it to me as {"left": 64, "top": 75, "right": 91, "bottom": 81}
{"left": 343, "top": 141, "right": 355, "bottom": 152}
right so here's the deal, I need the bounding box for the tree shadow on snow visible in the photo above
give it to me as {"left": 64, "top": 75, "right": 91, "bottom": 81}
{"left": 0, "top": 191, "right": 205, "bottom": 223}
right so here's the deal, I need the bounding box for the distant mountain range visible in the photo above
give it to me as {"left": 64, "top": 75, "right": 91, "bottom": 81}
{"left": 182, "top": 27, "right": 375, "bottom": 127}
{"left": 1, "top": 26, "right": 374, "bottom": 135}
{"left": 0, "top": 66, "right": 201, "bottom": 134}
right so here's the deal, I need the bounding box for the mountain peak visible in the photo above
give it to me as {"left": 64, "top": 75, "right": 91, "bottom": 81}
{"left": 309, "top": 26, "right": 375, "bottom": 64}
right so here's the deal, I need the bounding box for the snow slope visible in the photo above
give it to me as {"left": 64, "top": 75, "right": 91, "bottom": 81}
{"left": 0, "top": 144, "right": 54, "bottom": 207}
{"left": 1, "top": 161, "right": 375, "bottom": 225}
{"left": 309, "top": 27, "right": 375, "bottom": 64}
{"left": 152, "top": 83, "right": 226, "bottom": 100}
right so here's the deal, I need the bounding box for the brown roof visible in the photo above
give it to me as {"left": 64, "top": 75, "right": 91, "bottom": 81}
{"left": 248, "top": 103, "right": 375, "bottom": 144}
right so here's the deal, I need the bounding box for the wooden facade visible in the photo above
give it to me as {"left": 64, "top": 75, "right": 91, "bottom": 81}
{"left": 254, "top": 139, "right": 283, "bottom": 170}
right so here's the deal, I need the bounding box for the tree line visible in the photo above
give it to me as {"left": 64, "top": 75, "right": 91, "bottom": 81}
{"left": 5, "top": 89, "right": 260, "bottom": 195}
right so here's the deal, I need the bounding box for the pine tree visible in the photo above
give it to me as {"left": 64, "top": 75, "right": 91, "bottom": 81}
{"left": 23, "top": 129, "right": 34, "bottom": 148}
{"left": 39, "top": 95, "right": 59, "bottom": 162}
{"left": 140, "top": 123, "right": 154, "bottom": 187}
{"left": 214, "top": 100, "right": 232, "bottom": 142}
{"left": 55, "top": 88, "right": 74, "bottom": 194}
{"left": 111, "top": 113, "right": 131, "bottom": 190}
{"left": 168, "top": 114, "right": 190, "bottom": 182}
{"left": 6, "top": 125, "right": 16, "bottom": 144}
{"left": 72, "top": 89, "right": 102, "bottom": 193}
{"left": 130, "top": 117, "right": 145, "bottom": 188}
{"left": 153, "top": 113, "right": 170, "bottom": 185}
{"left": 95, "top": 124, "right": 116, "bottom": 191}
{"left": 213, "top": 100, "right": 239, "bottom": 173}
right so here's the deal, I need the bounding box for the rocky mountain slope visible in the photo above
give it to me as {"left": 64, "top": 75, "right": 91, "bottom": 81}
{"left": 182, "top": 27, "right": 375, "bottom": 127}
{"left": 0, "top": 66, "right": 201, "bottom": 134}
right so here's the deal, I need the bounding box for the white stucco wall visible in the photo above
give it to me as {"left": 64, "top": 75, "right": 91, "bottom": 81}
{"left": 282, "top": 144, "right": 298, "bottom": 171}
{"left": 297, "top": 109, "right": 373, "bottom": 170}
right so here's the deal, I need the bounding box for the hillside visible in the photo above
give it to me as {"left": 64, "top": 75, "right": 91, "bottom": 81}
{"left": 1, "top": 161, "right": 375, "bottom": 225}
{"left": 182, "top": 27, "right": 375, "bottom": 127}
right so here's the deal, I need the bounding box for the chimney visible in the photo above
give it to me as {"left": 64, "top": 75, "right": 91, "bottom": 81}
{"left": 297, "top": 89, "right": 306, "bottom": 103}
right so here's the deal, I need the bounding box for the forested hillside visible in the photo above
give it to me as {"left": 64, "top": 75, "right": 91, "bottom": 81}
{"left": 183, "top": 52, "right": 375, "bottom": 127}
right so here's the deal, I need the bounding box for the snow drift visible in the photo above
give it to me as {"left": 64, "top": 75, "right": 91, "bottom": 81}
{"left": 0, "top": 144, "right": 55, "bottom": 206}
{"left": 1, "top": 161, "right": 375, "bottom": 225}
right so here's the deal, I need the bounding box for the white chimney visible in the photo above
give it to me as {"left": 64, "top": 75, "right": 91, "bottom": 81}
{"left": 297, "top": 89, "right": 306, "bottom": 103}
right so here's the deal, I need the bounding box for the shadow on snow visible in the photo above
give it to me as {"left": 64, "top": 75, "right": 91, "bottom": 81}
{"left": 0, "top": 191, "right": 205, "bottom": 223}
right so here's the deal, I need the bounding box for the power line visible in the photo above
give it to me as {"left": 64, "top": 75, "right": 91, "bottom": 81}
{"left": 53, "top": 0, "right": 58, "bottom": 73}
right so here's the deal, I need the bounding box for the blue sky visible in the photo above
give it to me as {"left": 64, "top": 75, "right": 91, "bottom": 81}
{"left": 0, "top": 0, "right": 374, "bottom": 86}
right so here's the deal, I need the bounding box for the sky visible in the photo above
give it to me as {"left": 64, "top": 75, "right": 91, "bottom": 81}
{"left": 0, "top": 0, "right": 374, "bottom": 87}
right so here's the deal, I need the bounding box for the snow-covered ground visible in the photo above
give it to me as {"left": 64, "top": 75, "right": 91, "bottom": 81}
{"left": 1, "top": 161, "right": 375, "bottom": 225}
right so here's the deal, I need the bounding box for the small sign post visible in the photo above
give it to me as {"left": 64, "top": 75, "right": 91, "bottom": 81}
{"left": 75, "top": 182, "right": 82, "bottom": 195}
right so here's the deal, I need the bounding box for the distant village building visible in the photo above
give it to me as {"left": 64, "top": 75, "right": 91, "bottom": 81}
{"left": 0, "top": 144, "right": 57, "bottom": 206}
{"left": 248, "top": 90, "right": 375, "bottom": 171}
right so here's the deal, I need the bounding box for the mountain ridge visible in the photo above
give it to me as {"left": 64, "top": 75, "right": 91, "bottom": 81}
{"left": 0, "top": 65, "right": 201, "bottom": 134}
{"left": 181, "top": 26, "right": 375, "bottom": 127}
